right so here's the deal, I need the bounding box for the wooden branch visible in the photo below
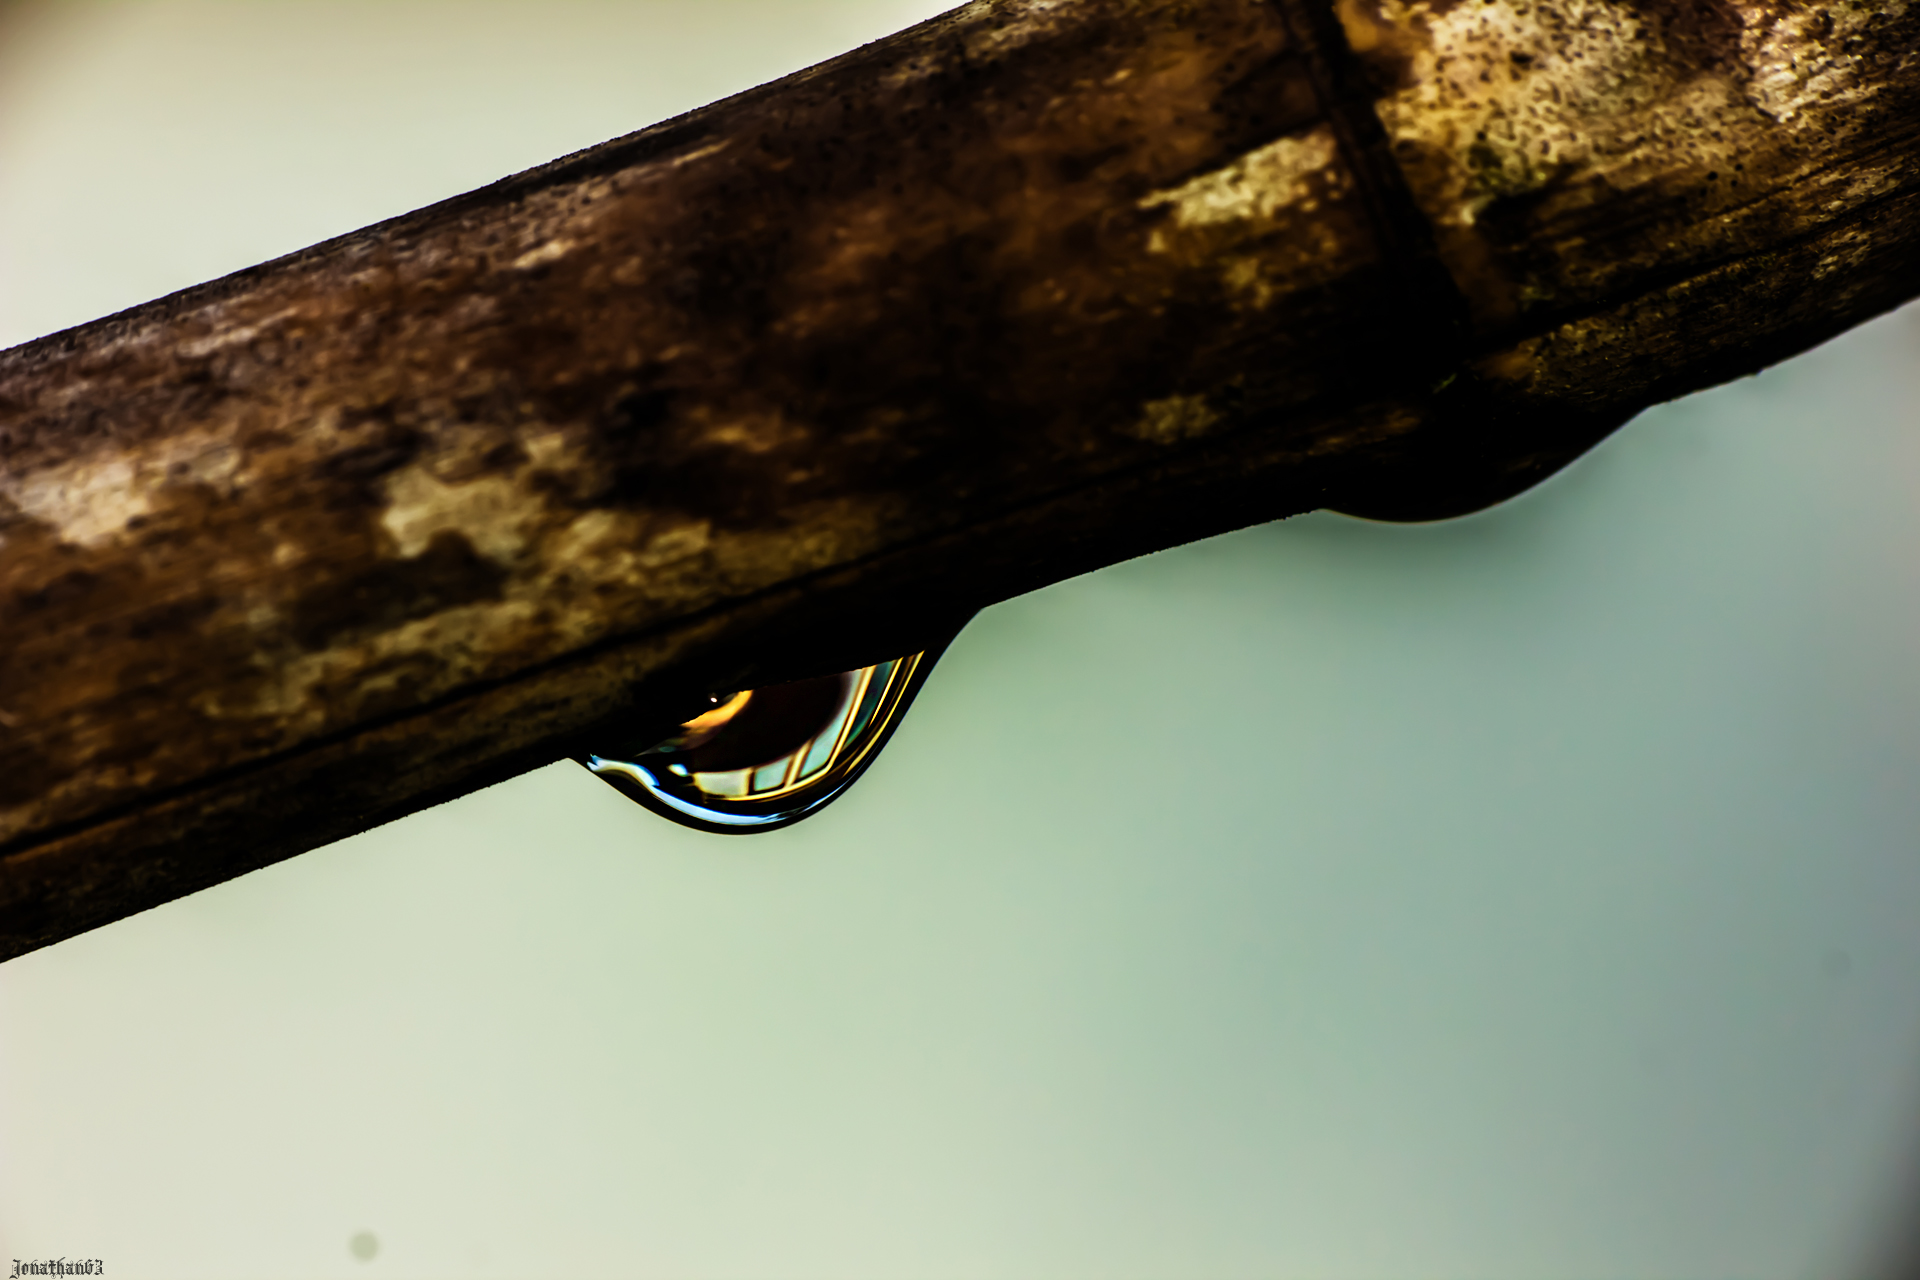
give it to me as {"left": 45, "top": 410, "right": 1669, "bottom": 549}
{"left": 3, "top": 0, "right": 1918, "bottom": 962}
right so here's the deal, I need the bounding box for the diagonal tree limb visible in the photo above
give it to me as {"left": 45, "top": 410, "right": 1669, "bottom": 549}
{"left": 3, "top": 0, "right": 1918, "bottom": 961}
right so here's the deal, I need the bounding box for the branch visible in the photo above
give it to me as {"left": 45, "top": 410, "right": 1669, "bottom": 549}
{"left": 3, "top": 0, "right": 1918, "bottom": 961}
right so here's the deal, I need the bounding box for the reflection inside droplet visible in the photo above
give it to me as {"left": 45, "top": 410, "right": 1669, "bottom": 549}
{"left": 584, "top": 647, "right": 945, "bottom": 833}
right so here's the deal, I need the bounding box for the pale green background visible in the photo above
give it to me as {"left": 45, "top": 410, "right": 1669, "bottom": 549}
{"left": 4, "top": 4, "right": 1920, "bottom": 1277}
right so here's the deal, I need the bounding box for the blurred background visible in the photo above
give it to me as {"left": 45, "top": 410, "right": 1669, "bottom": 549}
{"left": 4, "top": 3, "right": 1920, "bottom": 1277}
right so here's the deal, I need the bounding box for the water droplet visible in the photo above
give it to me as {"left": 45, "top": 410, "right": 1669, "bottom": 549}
{"left": 350, "top": 1230, "right": 379, "bottom": 1262}
{"left": 584, "top": 644, "right": 948, "bottom": 833}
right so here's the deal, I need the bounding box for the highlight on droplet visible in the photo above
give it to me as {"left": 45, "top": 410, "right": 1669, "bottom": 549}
{"left": 583, "top": 649, "right": 943, "bottom": 834}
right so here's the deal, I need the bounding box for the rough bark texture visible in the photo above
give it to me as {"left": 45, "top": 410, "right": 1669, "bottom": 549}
{"left": 3, "top": 0, "right": 1918, "bottom": 962}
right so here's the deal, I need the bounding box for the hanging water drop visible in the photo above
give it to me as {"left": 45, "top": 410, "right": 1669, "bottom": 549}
{"left": 583, "top": 646, "right": 947, "bottom": 834}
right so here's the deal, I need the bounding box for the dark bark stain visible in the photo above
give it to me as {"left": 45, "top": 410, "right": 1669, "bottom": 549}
{"left": 1626, "top": 0, "right": 1749, "bottom": 71}
{"left": 289, "top": 530, "right": 508, "bottom": 651}
{"left": 1211, "top": 50, "right": 1323, "bottom": 157}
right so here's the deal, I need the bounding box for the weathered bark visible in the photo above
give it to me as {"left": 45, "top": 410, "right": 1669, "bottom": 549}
{"left": 2, "top": 0, "right": 1917, "bottom": 962}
